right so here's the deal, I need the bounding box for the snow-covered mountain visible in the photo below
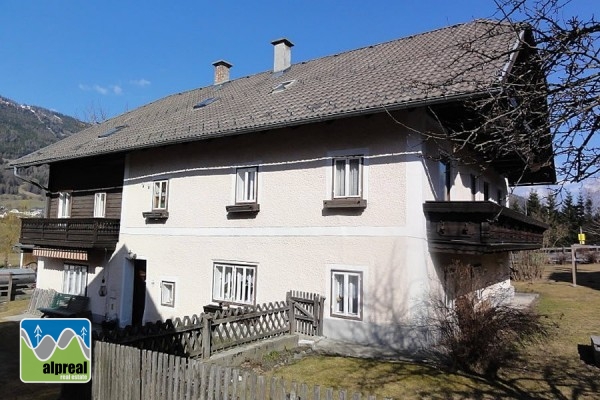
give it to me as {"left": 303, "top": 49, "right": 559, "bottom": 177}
{"left": 0, "top": 95, "right": 88, "bottom": 160}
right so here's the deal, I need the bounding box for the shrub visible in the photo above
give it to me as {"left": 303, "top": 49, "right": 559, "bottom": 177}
{"left": 510, "top": 251, "right": 545, "bottom": 281}
{"left": 432, "top": 260, "right": 547, "bottom": 377}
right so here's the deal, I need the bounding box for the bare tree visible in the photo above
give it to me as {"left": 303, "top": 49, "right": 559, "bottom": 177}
{"left": 416, "top": 0, "right": 598, "bottom": 185}
{"left": 497, "top": 0, "right": 600, "bottom": 182}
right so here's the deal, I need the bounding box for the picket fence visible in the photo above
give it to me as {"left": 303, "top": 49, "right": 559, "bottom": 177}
{"left": 93, "top": 342, "right": 384, "bottom": 400}
{"left": 94, "top": 292, "right": 325, "bottom": 359}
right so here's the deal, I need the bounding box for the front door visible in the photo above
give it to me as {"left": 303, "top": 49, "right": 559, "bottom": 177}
{"left": 131, "top": 260, "right": 146, "bottom": 326}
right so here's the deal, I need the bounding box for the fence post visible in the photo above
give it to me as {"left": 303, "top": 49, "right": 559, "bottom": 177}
{"left": 202, "top": 314, "right": 212, "bottom": 359}
{"left": 7, "top": 273, "right": 13, "bottom": 302}
{"left": 317, "top": 295, "right": 325, "bottom": 336}
{"left": 286, "top": 292, "right": 296, "bottom": 334}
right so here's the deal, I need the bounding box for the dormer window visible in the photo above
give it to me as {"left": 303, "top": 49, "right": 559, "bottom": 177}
{"left": 193, "top": 97, "right": 218, "bottom": 109}
{"left": 271, "top": 80, "right": 296, "bottom": 94}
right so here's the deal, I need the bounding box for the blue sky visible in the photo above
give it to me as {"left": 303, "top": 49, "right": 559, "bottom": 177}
{"left": 1, "top": 1, "right": 597, "bottom": 197}
{"left": 0, "top": 1, "right": 505, "bottom": 120}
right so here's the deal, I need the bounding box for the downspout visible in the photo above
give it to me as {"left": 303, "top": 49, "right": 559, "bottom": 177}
{"left": 13, "top": 166, "right": 49, "bottom": 192}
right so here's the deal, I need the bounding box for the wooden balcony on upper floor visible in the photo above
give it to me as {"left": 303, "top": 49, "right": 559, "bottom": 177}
{"left": 423, "top": 201, "right": 547, "bottom": 254}
{"left": 19, "top": 218, "right": 120, "bottom": 250}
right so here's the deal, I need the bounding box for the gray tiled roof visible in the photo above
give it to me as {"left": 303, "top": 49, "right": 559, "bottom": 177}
{"left": 12, "top": 19, "right": 523, "bottom": 167}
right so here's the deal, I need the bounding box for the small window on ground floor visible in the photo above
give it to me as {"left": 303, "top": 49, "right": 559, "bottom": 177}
{"left": 62, "top": 264, "right": 88, "bottom": 296}
{"left": 160, "top": 281, "right": 175, "bottom": 307}
{"left": 331, "top": 270, "right": 362, "bottom": 320}
{"left": 212, "top": 262, "right": 256, "bottom": 305}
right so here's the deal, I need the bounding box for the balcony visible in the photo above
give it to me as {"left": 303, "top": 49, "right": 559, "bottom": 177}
{"left": 20, "top": 218, "right": 120, "bottom": 250}
{"left": 423, "top": 201, "right": 547, "bottom": 254}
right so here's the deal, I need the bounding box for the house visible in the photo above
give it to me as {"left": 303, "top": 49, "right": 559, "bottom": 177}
{"left": 12, "top": 20, "right": 554, "bottom": 350}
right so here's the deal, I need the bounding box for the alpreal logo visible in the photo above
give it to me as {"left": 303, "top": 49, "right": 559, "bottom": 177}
{"left": 20, "top": 318, "right": 91, "bottom": 383}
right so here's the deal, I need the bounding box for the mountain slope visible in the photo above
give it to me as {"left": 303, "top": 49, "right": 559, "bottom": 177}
{"left": 0, "top": 95, "right": 88, "bottom": 160}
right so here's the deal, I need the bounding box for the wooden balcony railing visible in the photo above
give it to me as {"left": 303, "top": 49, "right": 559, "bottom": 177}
{"left": 20, "top": 218, "right": 120, "bottom": 250}
{"left": 423, "top": 201, "right": 548, "bottom": 254}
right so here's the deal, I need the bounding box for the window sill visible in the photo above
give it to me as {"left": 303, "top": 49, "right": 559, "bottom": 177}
{"left": 330, "top": 313, "right": 362, "bottom": 321}
{"left": 323, "top": 198, "right": 367, "bottom": 209}
{"left": 142, "top": 210, "right": 169, "bottom": 220}
{"left": 226, "top": 203, "right": 260, "bottom": 213}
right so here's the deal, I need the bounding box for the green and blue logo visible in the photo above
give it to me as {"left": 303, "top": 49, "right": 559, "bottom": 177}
{"left": 20, "top": 318, "right": 91, "bottom": 383}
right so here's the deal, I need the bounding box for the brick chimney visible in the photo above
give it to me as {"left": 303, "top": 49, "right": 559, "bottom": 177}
{"left": 212, "top": 60, "right": 232, "bottom": 84}
{"left": 271, "top": 38, "right": 294, "bottom": 73}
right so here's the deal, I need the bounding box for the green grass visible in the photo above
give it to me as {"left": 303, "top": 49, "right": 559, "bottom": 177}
{"left": 267, "top": 263, "right": 600, "bottom": 399}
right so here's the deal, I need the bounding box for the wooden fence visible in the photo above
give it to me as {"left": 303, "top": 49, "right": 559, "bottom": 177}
{"left": 23, "top": 288, "right": 57, "bottom": 316}
{"left": 94, "top": 292, "right": 324, "bottom": 359}
{"left": 93, "top": 341, "right": 383, "bottom": 400}
{"left": 287, "top": 291, "right": 325, "bottom": 336}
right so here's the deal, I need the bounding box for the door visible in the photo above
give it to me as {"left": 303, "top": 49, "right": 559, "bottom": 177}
{"left": 131, "top": 260, "right": 146, "bottom": 326}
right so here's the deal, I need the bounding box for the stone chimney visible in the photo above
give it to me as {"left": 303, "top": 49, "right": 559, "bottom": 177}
{"left": 271, "top": 38, "right": 294, "bottom": 73}
{"left": 212, "top": 60, "right": 232, "bottom": 84}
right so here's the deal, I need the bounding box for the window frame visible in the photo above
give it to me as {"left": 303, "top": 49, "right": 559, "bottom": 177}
{"left": 152, "top": 180, "right": 169, "bottom": 211}
{"left": 212, "top": 262, "right": 257, "bottom": 306}
{"left": 94, "top": 192, "right": 107, "bottom": 218}
{"left": 235, "top": 166, "right": 258, "bottom": 204}
{"left": 62, "top": 264, "right": 88, "bottom": 296}
{"left": 57, "top": 192, "right": 72, "bottom": 218}
{"left": 330, "top": 269, "right": 363, "bottom": 320}
{"left": 160, "top": 281, "right": 175, "bottom": 307}
{"left": 483, "top": 182, "right": 490, "bottom": 202}
{"left": 332, "top": 156, "right": 363, "bottom": 199}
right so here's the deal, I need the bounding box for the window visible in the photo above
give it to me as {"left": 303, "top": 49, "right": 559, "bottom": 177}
{"left": 236, "top": 167, "right": 257, "bottom": 203}
{"left": 483, "top": 182, "right": 490, "bottom": 201}
{"left": 94, "top": 192, "right": 106, "bottom": 218}
{"left": 160, "top": 281, "right": 175, "bottom": 307}
{"left": 152, "top": 180, "right": 169, "bottom": 210}
{"left": 437, "top": 160, "right": 451, "bottom": 201}
{"left": 333, "top": 156, "right": 362, "bottom": 198}
{"left": 497, "top": 189, "right": 504, "bottom": 205}
{"left": 57, "top": 192, "right": 71, "bottom": 218}
{"left": 331, "top": 270, "right": 362, "bottom": 319}
{"left": 62, "top": 264, "right": 87, "bottom": 296}
{"left": 212, "top": 262, "right": 256, "bottom": 305}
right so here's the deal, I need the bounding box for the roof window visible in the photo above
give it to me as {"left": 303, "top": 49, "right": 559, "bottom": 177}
{"left": 271, "top": 80, "right": 296, "bottom": 94}
{"left": 193, "top": 97, "right": 219, "bottom": 109}
{"left": 97, "top": 125, "right": 127, "bottom": 138}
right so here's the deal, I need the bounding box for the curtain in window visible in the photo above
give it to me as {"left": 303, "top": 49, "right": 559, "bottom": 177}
{"left": 63, "top": 265, "right": 87, "bottom": 296}
{"left": 236, "top": 168, "right": 257, "bottom": 202}
{"left": 94, "top": 193, "right": 106, "bottom": 217}
{"left": 153, "top": 181, "right": 168, "bottom": 209}
{"left": 334, "top": 160, "right": 346, "bottom": 197}
{"left": 349, "top": 158, "right": 360, "bottom": 196}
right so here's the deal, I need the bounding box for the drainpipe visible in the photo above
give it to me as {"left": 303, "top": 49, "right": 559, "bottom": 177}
{"left": 13, "top": 167, "right": 49, "bottom": 192}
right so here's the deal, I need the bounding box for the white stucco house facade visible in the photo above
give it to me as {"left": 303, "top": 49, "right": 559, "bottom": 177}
{"left": 13, "top": 20, "right": 554, "bottom": 350}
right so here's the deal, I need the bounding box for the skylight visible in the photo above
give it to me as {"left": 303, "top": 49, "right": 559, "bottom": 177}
{"left": 97, "top": 125, "right": 127, "bottom": 138}
{"left": 193, "top": 97, "right": 219, "bottom": 109}
{"left": 271, "top": 80, "right": 296, "bottom": 94}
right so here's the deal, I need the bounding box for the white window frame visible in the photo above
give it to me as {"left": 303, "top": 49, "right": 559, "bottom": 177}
{"left": 212, "top": 262, "right": 256, "bottom": 305}
{"left": 235, "top": 167, "right": 258, "bottom": 203}
{"left": 332, "top": 156, "right": 363, "bottom": 198}
{"left": 94, "top": 192, "right": 107, "bottom": 218}
{"left": 331, "top": 270, "right": 363, "bottom": 320}
{"left": 57, "top": 192, "right": 71, "bottom": 218}
{"left": 62, "top": 264, "right": 88, "bottom": 296}
{"left": 160, "top": 281, "right": 175, "bottom": 307}
{"left": 152, "top": 180, "right": 169, "bottom": 210}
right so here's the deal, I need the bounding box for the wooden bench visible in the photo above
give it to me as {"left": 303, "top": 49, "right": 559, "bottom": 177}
{"left": 38, "top": 293, "right": 90, "bottom": 318}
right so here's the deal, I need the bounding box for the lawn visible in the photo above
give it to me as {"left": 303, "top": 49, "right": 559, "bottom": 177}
{"left": 267, "top": 263, "right": 600, "bottom": 399}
